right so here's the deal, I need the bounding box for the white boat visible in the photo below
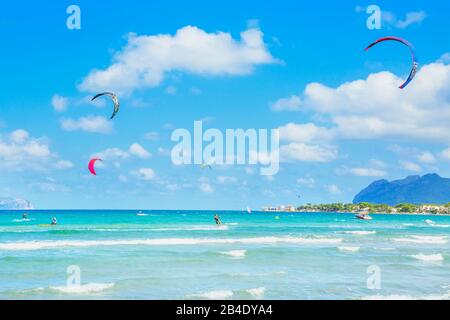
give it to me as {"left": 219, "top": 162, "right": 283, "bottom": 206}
{"left": 355, "top": 213, "right": 373, "bottom": 220}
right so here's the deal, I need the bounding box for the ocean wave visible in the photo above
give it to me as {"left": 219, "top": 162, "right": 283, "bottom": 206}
{"left": 20, "top": 283, "right": 115, "bottom": 295}
{"left": 0, "top": 225, "right": 230, "bottom": 234}
{"left": 425, "top": 220, "right": 450, "bottom": 228}
{"left": 0, "top": 236, "right": 343, "bottom": 251}
{"left": 343, "top": 231, "right": 376, "bottom": 236}
{"left": 376, "top": 247, "right": 396, "bottom": 251}
{"left": 192, "top": 290, "right": 234, "bottom": 300}
{"left": 48, "top": 283, "right": 114, "bottom": 294}
{"left": 49, "top": 283, "right": 114, "bottom": 294}
{"left": 393, "top": 235, "right": 448, "bottom": 245}
{"left": 220, "top": 250, "right": 246, "bottom": 258}
{"left": 152, "top": 225, "right": 229, "bottom": 231}
{"left": 337, "top": 246, "right": 360, "bottom": 253}
{"left": 410, "top": 253, "right": 444, "bottom": 262}
{"left": 245, "top": 287, "right": 266, "bottom": 298}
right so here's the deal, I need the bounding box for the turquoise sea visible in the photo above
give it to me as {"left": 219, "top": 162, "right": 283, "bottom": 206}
{"left": 0, "top": 210, "right": 449, "bottom": 300}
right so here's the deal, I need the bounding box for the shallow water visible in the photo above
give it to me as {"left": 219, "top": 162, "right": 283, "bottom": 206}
{"left": 0, "top": 210, "right": 449, "bottom": 300}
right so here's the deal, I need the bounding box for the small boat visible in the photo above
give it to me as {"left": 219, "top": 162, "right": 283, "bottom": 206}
{"left": 355, "top": 213, "right": 373, "bottom": 220}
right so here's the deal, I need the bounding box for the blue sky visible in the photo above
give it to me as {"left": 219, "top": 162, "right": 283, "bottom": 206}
{"left": 0, "top": 0, "right": 449, "bottom": 209}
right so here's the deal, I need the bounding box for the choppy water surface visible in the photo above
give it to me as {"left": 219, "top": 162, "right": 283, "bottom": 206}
{"left": 0, "top": 211, "right": 449, "bottom": 300}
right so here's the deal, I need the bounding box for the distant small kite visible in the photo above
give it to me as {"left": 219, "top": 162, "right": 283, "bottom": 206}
{"left": 91, "top": 92, "right": 120, "bottom": 119}
{"left": 200, "top": 164, "right": 212, "bottom": 170}
{"left": 88, "top": 158, "right": 102, "bottom": 176}
{"left": 365, "top": 36, "right": 418, "bottom": 89}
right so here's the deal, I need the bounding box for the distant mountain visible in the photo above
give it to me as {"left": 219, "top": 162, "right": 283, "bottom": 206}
{"left": 0, "top": 197, "right": 34, "bottom": 210}
{"left": 353, "top": 174, "right": 450, "bottom": 206}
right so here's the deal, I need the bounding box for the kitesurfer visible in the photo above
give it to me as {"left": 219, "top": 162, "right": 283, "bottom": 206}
{"left": 214, "top": 214, "right": 222, "bottom": 225}
{"left": 51, "top": 217, "right": 58, "bottom": 226}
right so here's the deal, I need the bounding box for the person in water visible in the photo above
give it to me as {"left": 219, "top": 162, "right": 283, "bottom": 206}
{"left": 214, "top": 214, "right": 222, "bottom": 225}
{"left": 51, "top": 217, "right": 58, "bottom": 225}
{"left": 22, "top": 213, "right": 28, "bottom": 220}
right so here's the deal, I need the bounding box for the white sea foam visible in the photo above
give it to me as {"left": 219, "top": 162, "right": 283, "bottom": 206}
{"left": 344, "top": 231, "right": 376, "bottom": 236}
{"left": 152, "top": 225, "right": 229, "bottom": 231}
{"left": 136, "top": 213, "right": 149, "bottom": 216}
{"left": 246, "top": 287, "right": 266, "bottom": 298}
{"left": 423, "top": 219, "right": 450, "bottom": 228}
{"left": 338, "top": 246, "right": 360, "bottom": 253}
{"left": 411, "top": 253, "right": 444, "bottom": 262}
{"left": 377, "top": 247, "right": 396, "bottom": 251}
{"left": 193, "top": 290, "right": 234, "bottom": 300}
{"left": 220, "top": 250, "right": 247, "bottom": 258}
{"left": 0, "top": 236, "right": 343, "bottom": 251}
{"left": 49, "top": 283, "right": 114, "bottom": 294}
{"left": 393, "top": 235, "right": 448, "bottom": 245}
{"left": 429, "top": 224, "right": 450, "bottom": 228}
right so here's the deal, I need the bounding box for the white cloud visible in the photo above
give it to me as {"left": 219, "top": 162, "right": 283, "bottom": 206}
{"left": 417, "top": 152, "right": 436, "bottom": 164}
{"left": 399, "top": 160, "right": 422, "bottom": 172}
{"left": 271, "top": 95, "right": 301, "bottom": 112}
{"left": 383, "top": 10, "right": 427, "bottom": 29}
{"left": 79, "top": 26, "right": 278, "bottom": 95}
{"left": 280, "top": 143, "right": 337, "bottom": 163}
{"left": 55, "top": 160, "right": 74, "bottom": 169}
{"left": 144, "top": 131, "right": 159, "bottom": 141}
{"left": 190, "top": 87, "right": 202, "bottom": 95}
{"left": 0, "top": 129, "right": 67, "bottom": 171}
{"left": 132, "top": 168, "right": 156, "bottom": 181}
{"left": 439, "top": 147, "right": 450, "bottom": 161}
{"left": 327, "top": 184, "right": 342, "bottom": 195}
{"left": 10, "top": 129, "right": 29, "bottom": 143}
{"left": 199, "top": 182, "right": 214, "bottom": 193}
{"left": 297, "top": 177, "right": 315, "bottom": 187}
{"left": 350, "top": 167, "right": 387, "bottom": 177}
{"left": 165, "top": 85, "right": 177, "bottom": 95}
{"left": 279, "top": 123, "right": 333, "bottom": 143}
{"left": 369, "top": 159, "right": 387, "bottom": 168}
{"left": 92, "top": 147, "right": 130, "bottom": 160}
{"left": 335, "top": 166, "right": 387, "bottom": 177}
{"left": 51, "top": 94, "right": 69, "bottom": 112}
{"left": 157, "top": 147, "right": 171, "bottom": 157}
{"left": 438, "top": 53, "right": 450, "bottom": 64}
{"left": 30, "top": 181, "right": 71, "bottom": 193}
{"left": 93, "top": 143, "right": 151, "bottom": 161}
{"left": 245, "top": 167, "right": 255, "bottom": 175}
{"left": 61, "top": 116, "right": 113, "bottom": 134}
{"left": 217, "top": 176, "right": 238, "bottom": 184}
{"left": 128, "top": 143, "right": 151, "bottom": 159}
{"left": 274, "top": 58, "right": 450, "bottom": 143}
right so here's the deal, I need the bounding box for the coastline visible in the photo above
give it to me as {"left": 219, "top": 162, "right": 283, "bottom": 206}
{"left": 2, "top": 208, "right": 449, "bottom": 217}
